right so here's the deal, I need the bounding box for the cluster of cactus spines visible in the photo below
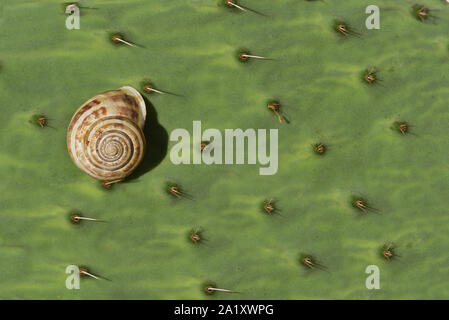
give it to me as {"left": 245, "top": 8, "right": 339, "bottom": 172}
{"left": 62, "top": 2, "right": 80, "bottom": 13}
{"left": 101, "top": 179, "right": 124, "bottom": 189}
{"left": 141, "top": 79, "right": 165, "bottom": 95}
{"left": 29, "top": 114, "right": 50, "bottom": 128}
{"left": 363, "top": 67, "right": 379, "bottom": 85}
{"left": 412, "top": 5, "right": 432, "bottom": 22}
{"left": 203, "top": 280, "right": 235, "bottom": 295}
{"left": 141, "top": 78, "right": 181, "bottom": 96}
{"left": 167, "top": 183, "right": 183, "bottom": 198}
{"left": 267, "top": 100, "right": 290, "bottom": 124}
{"left": 78, "top": 265, "right": 102, "bottom": 280}
{"left": 101, "top": 180, "right": 112, "bottom": 189}
{"left": 393, "top": 121, "right": 410, "bottom": 135}
{"left": 313, "top": 143, "right": 326, "bottom": 155}
{"left": 381, "top": 243, "right": 397, "bottom": 261}
{"left": 31, "top": 1, "right": 447, "bottom": 295}
{"left": 189, "top": 228, "right": 205, "bottom": 245}
{"left": 63, "top": 2, "right": 98, "bottom": 13}
{"left": 267, "top": 100, "right": 283, "bottom": 123}
{"left": 333, "top": 20, "right": 360, "bottom": 37}
{"left": 222, "top": 0, "right": 246, "bottom": 12}
{"left": 200, "top": 140, "right": 211, "bottom": 151}
{"left": 69, "top": 211, "right": 101, "bottom": 224}
{"left": 166, "top": 182, "right": 193, "bottom": 200}
{"left": 262, "top": 198, "right": 281, "bottom": 216}
{"left": 300, "top": 253, "right": 326, "bottom": 271}
{"left": 108, "top": 31, "right": 137, "bottom": 47}
{"left": 220, "top": 0, "right": 266, "bottom": 16}
{"left": 351, "top": 196, "right": 378, "bottom": 213}
{"left": 236, "top": 48, "right": 270, "bottom": 63}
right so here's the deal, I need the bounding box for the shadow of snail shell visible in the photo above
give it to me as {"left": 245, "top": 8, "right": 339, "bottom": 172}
{"left": 67, "top": 86, "right": 146, "bottom": 186}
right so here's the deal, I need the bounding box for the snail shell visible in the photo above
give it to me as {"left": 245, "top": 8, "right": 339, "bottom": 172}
{"left": 67, "top": 86, "right": 146, "bottom": 184}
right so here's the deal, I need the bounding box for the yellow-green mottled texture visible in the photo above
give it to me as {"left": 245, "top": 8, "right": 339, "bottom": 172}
{"left": 0, "top": 0, "right": 449, "bottom": 299}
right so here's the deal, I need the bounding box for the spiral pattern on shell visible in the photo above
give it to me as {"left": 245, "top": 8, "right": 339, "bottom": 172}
{"left": 67, "top": 86, "right": 147, "bottom": 182}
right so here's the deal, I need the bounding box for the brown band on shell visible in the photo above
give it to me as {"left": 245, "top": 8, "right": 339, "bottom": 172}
{"left": 67, "top": 99, "right": 102, "bottom": 133}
